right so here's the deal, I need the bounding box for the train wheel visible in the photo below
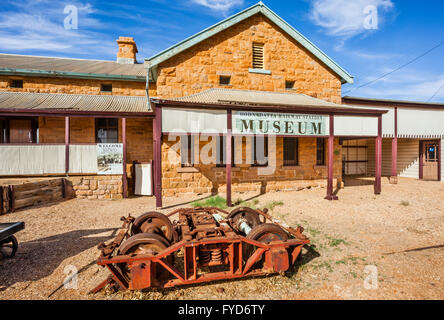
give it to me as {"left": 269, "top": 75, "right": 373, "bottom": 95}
{"left": 243, "top": 224, "right": 288, "bottom": 262}
{"left": 131, "top": 212, "right": 174, "bottom": 243}
{"left": 118, "top": 233, "right": 173, "bottom": 282}
{"left": 0, "top": 236, "right": 18, "bottom": 259}
{"left": 228, "top": 207, "right": 261, "bottom": 235}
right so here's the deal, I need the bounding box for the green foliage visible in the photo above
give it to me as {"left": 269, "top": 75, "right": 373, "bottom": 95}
{"left": 191, "top": 196, "right": 228, "bottom": 209}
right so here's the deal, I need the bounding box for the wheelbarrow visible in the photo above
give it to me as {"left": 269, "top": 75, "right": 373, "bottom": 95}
{"left": 0, "top": 222, "right": 25, "bottom": 259}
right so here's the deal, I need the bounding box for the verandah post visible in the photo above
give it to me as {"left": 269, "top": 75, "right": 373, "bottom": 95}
{"left": 154, "top": 105, "right": 163, "bottom": 208}
{"left": 122, "top": 117, "right": 128, "bottom": 198}
{"left": 375, "top": 115, "right": 383, "bottom": 194}
{"left": 65, "top": 116, "right": 70, "bottom": 175}
{"left": 226, "top": 109, "right": 232, "bottom": 207}
{"left": 390, "top": 107, "right": 398, "bottom": 184}
{"left": 325, "top": 114, "right": 338, "bottom": 200}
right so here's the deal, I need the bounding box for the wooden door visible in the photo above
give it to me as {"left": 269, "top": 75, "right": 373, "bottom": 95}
{"left": 422, "top": 141, "right": 439, "bottom": 181}
{"left": 9, "top": 119, "right": 33, "bottom": 143}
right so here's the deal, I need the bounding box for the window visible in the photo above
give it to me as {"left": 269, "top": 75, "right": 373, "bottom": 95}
{"left": 3, "top": 118, "right": 38, "bottom": 144}
{"left": 181, "top": 135, "right": 195, "bottom": 167}
{"left": 283, "top": 137, "right": 298, "bottom": 166}
{"left": 316, "top": 138, "right": 326, "bottom": 166}
{"left": 216, "top": 136, "right": 235, "bottom": 167}
{"left": 251, "top": 136, "right": 268, "bottom": 167}
{"left": 285, "top": 80, "right": 295, "bottom": 90}
{"left": 252, "top": 43, "right": 264, "bottom": 69}
{"left": 219, "top": 76, "right": 231, "bottom": 86}
{"left": 101, "top": 84, "right": 113, "bottom": 92}
{"left": 95, "top": 118, "right": 118, "bottom": 143}
{"left": 10, "top": 80, "right": 23, "bottom": 88}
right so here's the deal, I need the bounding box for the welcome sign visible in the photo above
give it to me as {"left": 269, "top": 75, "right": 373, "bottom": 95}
{"left": 97, "top": 143, "right": 124, "bottom": 175}
{"left": 232, "top": 111, "right": 327, "bottom": 136}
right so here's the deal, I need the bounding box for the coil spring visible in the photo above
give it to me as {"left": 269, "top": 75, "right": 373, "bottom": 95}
{"left": 199, "top": 249, "right": 223, "bottom": 264}
{"left": 211, "top": 249, "right": 223, "bottom": 263}
{"left": 199, "top": 250, "right": 212, "bottom": 264}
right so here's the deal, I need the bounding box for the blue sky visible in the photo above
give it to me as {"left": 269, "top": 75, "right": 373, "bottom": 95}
{"left": 0, "top": 0, "right": 443, "bottom": 102}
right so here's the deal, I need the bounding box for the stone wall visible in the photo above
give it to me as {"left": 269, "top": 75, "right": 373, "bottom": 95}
{"left": 0, "top": 76, "right": 146, "bottom": 96}
{"left": 154, "top": 13, "right": 342, "bottom": 103}
{"left": 69, "top": 175, "right": 123, "bottom": 200}
{"left": 161, "top": 136, "right": 342, "bottom": 197}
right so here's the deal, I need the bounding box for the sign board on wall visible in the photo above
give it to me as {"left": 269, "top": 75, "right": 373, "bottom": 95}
{"left": 232, "top": 111, "right": 327, "bottom": 136}
{"left": 97, "top": 144, "right": 123, "bottom": 175}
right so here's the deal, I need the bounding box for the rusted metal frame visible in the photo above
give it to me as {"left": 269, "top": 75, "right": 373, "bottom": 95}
{"left": 242, "top": 248, "right": 266, "bottom": 276}
{"left": 193, "top": 245, "right": 197, "bottom": 279}
{"left": 122, "top": 117, "right": 128, "bottom": 198}
{"left": 98, "top": 241, "right": 186, "bottom": 265}
{"left": 106, "top": 264, "right": 129, "bottom": 290}
{"left": 65, "top": 116, "right": 70, "bottom": 175}
{"left": 163, "top": 269, "right": 266, "bottom": 288}
{"left": 254, "top": 209, "right": 309, "bottom": 241}
{"left": 229, "top": 243, "right": 234, "bottom": 274}
{"left": 325, "top": 114, "right": 338, "bottom": 200}
{"left": 153, "top": 105, "right": 162, "bottom": 208}
{"left": 155, "top": 259, "right": 186, "bottom": 282}
{"left": 166, "top": 207, "right": 230, "bottom": 218}
{"left": 151, "top": 100, "right": 388, "bottom": 117}
{"left": 291, "top": 244, "right": 304, "bottom": 265}
{"left": 89, "top": 276, "right": 114, "bottom": 294}
{"left": 226, "top": 109, "right": 232, "bottom": 207}
{"left": 374, "top": 115, "right": 383, "bottom": 194}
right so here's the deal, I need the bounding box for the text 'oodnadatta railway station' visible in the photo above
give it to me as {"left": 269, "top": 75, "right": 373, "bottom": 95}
{"left": 0, "top": 2, "right": 443, "bottom": 208}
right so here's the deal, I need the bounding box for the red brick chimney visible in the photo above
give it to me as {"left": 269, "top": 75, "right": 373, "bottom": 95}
{"left": 116, "top": 36, "right": 138, "bottom": 64}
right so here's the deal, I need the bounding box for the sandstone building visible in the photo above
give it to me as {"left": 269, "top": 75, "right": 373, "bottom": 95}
{"left": 0, "top": 2, "right": 442, "bottom": 207}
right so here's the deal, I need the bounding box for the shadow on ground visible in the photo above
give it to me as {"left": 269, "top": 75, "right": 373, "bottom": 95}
{"left": 0, "top": 228, "right": 117, "bottom": 292}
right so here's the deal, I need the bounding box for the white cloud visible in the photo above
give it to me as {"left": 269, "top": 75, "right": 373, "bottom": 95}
{"left": 0, "top": 0, "right": 115, "bottom": 57}
{"left": 347, "top": 69, "right": 444, "bottom": 102}
{"left": 309, "top": 0, "right": 394, "bottom": 37}
{"left": 191, "top": 0, "right": 244, "bottom": 13}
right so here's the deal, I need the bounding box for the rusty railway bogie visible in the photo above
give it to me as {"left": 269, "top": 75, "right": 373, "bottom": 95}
{"left": 91, "top": 207, "right": 309, "bottom": 293}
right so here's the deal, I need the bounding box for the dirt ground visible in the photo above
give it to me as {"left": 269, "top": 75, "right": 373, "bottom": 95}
{"left": 0, "top": 177, "right": 443, "bottom": 300}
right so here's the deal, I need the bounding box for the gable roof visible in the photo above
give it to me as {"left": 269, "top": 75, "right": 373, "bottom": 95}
{"left": 145, "top": 2, "right": 354, "bottom": 84}
{"left": 0, "top": 54, "right": 146, "bottom": 82}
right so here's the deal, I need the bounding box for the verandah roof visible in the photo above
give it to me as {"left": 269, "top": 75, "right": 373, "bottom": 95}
{"left": 0, "top": 91, "right": 153, "bottom": 116}
{"left": 154, "top": 88, "right": 387, "bottom": 117}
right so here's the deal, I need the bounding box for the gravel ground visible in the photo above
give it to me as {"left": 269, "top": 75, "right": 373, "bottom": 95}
{"left": 0, "top": 177, "right": 443, "bottom": 300}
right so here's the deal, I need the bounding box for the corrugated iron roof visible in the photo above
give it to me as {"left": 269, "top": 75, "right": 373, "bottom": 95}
{"left": 173, "top": 88, "right": 344, "bottom": 108}
{"left": 343, "top": 96, "right": 444, "bottom": 107}
{"left": 0, "top": 54, "right": 146, "bottom": 81}
{"left": 0, "top": 91, "right": 150, "bottom": 113}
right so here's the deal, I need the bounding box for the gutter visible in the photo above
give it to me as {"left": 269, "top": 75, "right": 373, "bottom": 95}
{"left": 0, "top": 68, "right": 146, "bottom": 82}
